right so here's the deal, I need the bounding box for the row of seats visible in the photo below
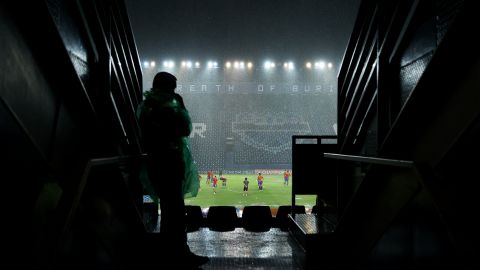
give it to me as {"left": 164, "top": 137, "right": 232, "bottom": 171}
{"left": 185, "top": 205, "right": 311, "bottom": 232}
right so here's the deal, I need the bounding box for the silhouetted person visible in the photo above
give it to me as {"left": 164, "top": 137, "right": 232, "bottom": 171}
{"left": 137, "top": 71, "right": 208, "bottom": 268}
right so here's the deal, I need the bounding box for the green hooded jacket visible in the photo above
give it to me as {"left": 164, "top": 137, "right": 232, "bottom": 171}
{"left": 137, "top": 89, "right": 199, "bottom": 199}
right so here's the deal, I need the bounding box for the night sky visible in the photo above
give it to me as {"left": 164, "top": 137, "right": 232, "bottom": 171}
{"left": 125, "top": 0, "right": 361, "bottom": 68}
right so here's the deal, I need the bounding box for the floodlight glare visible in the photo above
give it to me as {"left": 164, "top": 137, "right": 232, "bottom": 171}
{"left": 150, "top": 61, "right": 156, "bottom": 67}
{"left": 306, "top": 62, "right": 312, "bottom": 69}
{"left": 264, "top": 61, "right": 275, "bottom": 69}
{"left": 143, "top": 61, "right": 149, "bottom": 68}
{"left": 314, "top": 61, "right": 326, "bottom": 69}
{"left": 226, "top": 61, "right": 231, "bottom": 68}
{"left": 163, "top": 61, "right": 174, "bottom": 68}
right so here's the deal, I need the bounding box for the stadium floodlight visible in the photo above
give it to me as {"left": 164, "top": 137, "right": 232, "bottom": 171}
{"left": 283, "top": 61, "right": 294, "bottom": 70}
{"left": 208, "top": 61, "right": 218, "bottom": 68}
{"left": 207, "top": 61, "right": 218, "bottom": 69}
{"left": 157, "top": 57, "right": 329, "bottom": 71}
{"left": 264, "top": 61, "right": 275, "bottom": 69}
{"left": 287, "top": 61, "right": 294, "bottom": 70}
{"left": 163, "top": 60, "right": 174, "bottom": 68}
{"left": 314, "top": 61, "right": 326, "bottom": 70}
{"left": 207, "top": 61, "right": 218, "bottom": 68}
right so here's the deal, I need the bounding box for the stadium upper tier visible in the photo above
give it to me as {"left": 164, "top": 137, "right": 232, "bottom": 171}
{"left": 181, "top": 91, "right": 337, "bottom": 171}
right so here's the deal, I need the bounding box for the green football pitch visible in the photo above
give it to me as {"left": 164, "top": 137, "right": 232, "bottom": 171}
{"left": 184, "top": 174, "right": 317, "bottom": 209}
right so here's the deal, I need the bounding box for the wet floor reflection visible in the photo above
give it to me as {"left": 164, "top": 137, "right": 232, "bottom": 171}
{"left": 188, "top": 228, "right": 305, "bottom": 269}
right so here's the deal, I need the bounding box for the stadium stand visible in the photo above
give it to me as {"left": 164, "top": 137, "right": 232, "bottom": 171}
{"left": 183, "top": 92, "right": 337, "bottom": 171}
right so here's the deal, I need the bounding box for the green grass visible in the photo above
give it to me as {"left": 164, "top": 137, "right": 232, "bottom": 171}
{"left": 184, "top": 174, "right": 316, "bottom": 209}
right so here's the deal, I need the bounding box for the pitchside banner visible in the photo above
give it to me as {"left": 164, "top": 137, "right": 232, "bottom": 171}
{"left": 177, "top": 82, "right": 335, "bottom": 94}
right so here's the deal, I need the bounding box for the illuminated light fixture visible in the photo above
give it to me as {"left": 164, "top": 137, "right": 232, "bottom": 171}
{"left": 288, "top": 62, "right": 294, "bottom": 70}
{"left": 157, "top": 57, "right": 330, "bottom": 70}
{"left": 143, "top": 61, "right": 150, "bottom": 68}
{"left": 163, "top": 60, "right": 174, "bottom": 68}
{"left": 284, "top": 62, "right": 294, "bottom": 70}
{"left": 264, "top": 61, "right": 275, "bottom": 69}
{"left": 315, "top": 61, "right": 326, "bottom": 69}
{"left": 207, "top": 61, "right": 218, "bottom": 69}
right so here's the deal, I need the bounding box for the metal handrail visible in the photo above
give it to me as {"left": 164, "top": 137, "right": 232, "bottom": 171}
{"left": 324, "top": 153, "right": 414, "bottom": 167}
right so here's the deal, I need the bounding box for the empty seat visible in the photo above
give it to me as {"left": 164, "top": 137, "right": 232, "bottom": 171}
{"left": 242, "top": 205, "right": 272, "bottom": 232}
{"left": 206, "top": 206, "right": 238, "bottom": 231}
{"left": 185, "top": 205, "right": 204, "bottom": 232}
{"left": 275, "top": 205, "right": 306, "bottom": 230}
